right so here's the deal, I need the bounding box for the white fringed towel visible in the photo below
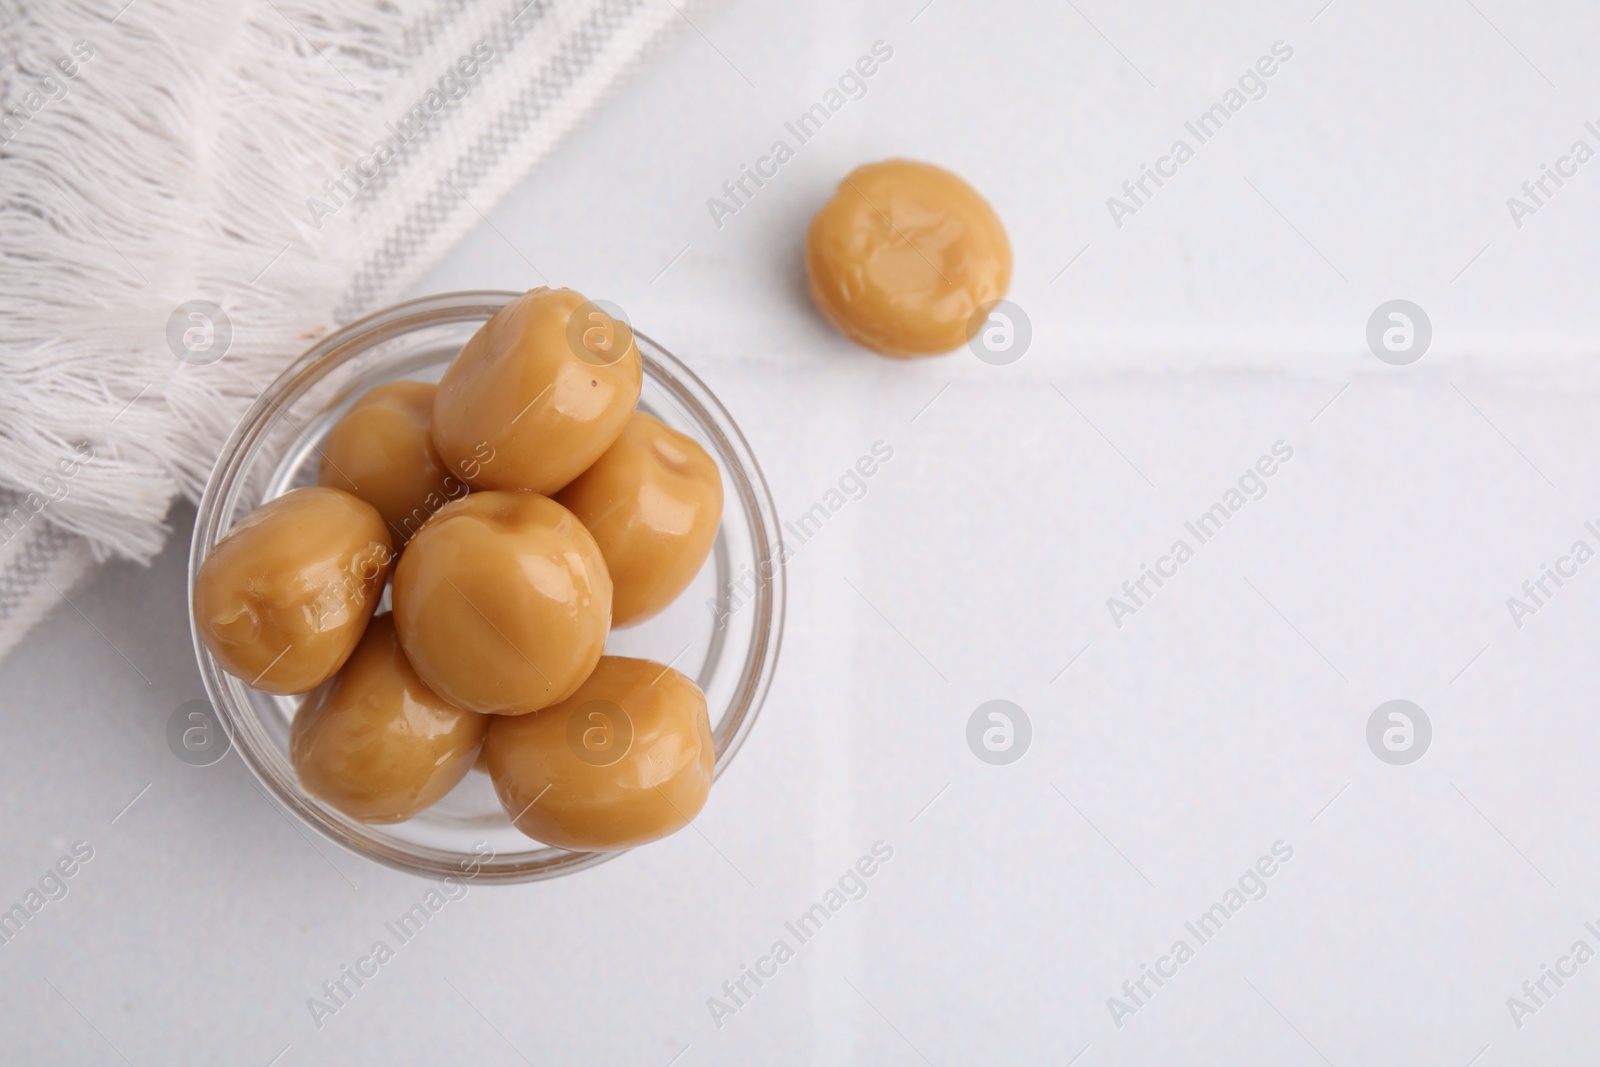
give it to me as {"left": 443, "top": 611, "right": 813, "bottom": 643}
{"left": 0, "top": 0, "right": 687, "bottom": 658}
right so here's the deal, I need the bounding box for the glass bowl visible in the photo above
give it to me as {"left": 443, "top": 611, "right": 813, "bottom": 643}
{"left": 189, "top": 291, "right": 784, "bottom": 883}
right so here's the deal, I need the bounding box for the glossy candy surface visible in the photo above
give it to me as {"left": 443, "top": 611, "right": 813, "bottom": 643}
{"left": 431, "top": 287, "right": 642, "bottom": 495}
{"left": 391, "top": 491, "right": 612, "bottom": 715}
{"left": 806, "top": 159, "right": 1011, "bottom": 357}
{"left": 194, "top": 486, "right": 392, "bottom": 694}
{"left": 318, "top": 381, "right": 466, "bottom": 543}
{"left": 485, "top": 656, "right": 714, "bottom": 851}
{"left": 556, "top": 411, "right": 723, "bottom": 627}
{"left": 291, "top": 616, "right": 488, "bottom": 823}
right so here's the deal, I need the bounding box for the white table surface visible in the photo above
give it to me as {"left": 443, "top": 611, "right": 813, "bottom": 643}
{"left": 7, "top": 1, "right": 1600, "bottom": 1064}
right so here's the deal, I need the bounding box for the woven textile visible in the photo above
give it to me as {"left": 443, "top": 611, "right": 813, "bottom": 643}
{"left": 0, "top": 0, "right": 685, "bottom": 659}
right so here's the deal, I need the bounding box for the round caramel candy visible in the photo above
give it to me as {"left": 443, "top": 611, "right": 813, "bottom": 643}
{"left": 391, "top": 491, "right": 611, "bottom": 715}
{"left": 484, "top": 656, "right": 714, "bottom": 851}
{"left": 194, "top": 486, "right": 392, "bottom": 694}
{"left": 290, "top": 615, "right": 487, "bottom": 823}
{"left": 805, "top": 159, "right": 1011, "bottom": 357}
{"left": 318, "top": 381, "right": 468, "bottom": 543}
{"left": 431, "top": 287, "right": 642, "bottom": 495}
{"left": 555, "top": 411, "right": 722, "bottom": 627}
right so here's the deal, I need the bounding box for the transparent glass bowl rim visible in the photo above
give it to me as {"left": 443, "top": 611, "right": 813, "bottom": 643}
{"left": 187, "top": 290, "right": 785, "bottom": 883}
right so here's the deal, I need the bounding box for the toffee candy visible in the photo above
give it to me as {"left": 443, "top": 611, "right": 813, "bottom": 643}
{"left": 194, "top": 486, "right": 391, "bottom": 695}
{"left": 806, "top": 158, "right": 1011, "bottom": 357}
